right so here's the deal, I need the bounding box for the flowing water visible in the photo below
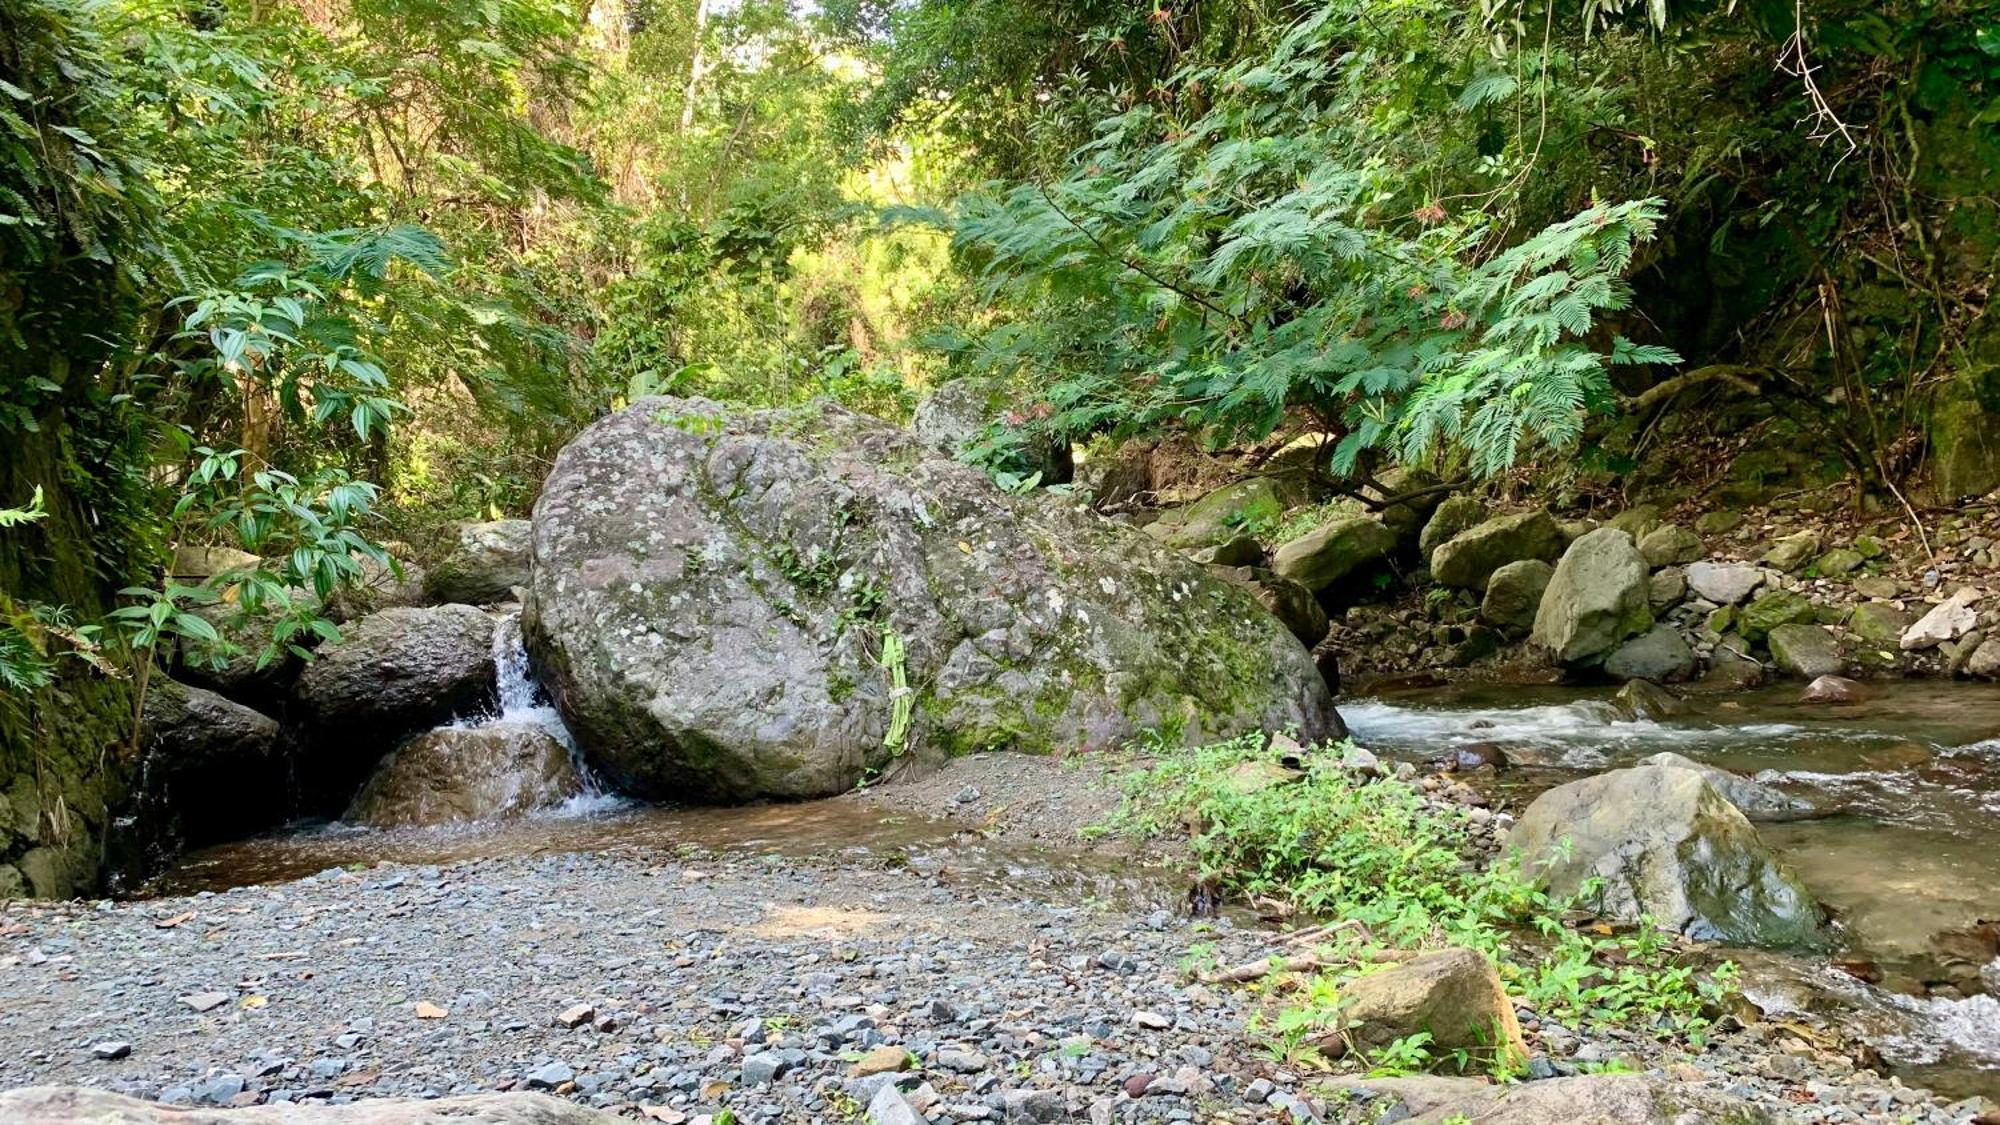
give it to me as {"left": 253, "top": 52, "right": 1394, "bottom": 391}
{"left": 145, "top": 654, "right": 2000, "bottom": 1096}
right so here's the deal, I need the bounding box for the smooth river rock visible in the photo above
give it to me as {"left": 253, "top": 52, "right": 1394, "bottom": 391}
{"left": 526, "top": 397, "right": 1341, "bottom": 802}
{"left": 1506, "top": 765, "right": 1824, "bottom": 947}
{"left": 1430, "top": 509, "right": 1563, "bottom": 591}
{"left": 346, "top": 724, "right": 580, "bottom": 827}
{"left": 1530, "top": 528, "right": 1652, "bottom": 665}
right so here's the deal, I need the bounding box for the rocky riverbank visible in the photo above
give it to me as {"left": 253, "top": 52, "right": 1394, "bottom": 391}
{"left": 0, "top": 772, "right": 1994, "bottom": 1124}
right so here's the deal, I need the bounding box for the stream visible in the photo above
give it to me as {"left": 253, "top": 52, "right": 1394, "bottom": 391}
{"left": 140, "top": 628, "right": 2000, "bottom": 1099}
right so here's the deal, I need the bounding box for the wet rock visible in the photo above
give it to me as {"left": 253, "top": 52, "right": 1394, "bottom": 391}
{"left": 1739, "top": 589, "right": 1816, "bottom": 643}
{"left": 1636, "top": 524, "right": 1703, "bottom": 567}
{"left": 1761, "top": 531, "right": 1822, "bottom": 574}
{"left": 911, "top": 376, "right": 1071, "bottom": 486}
{"left": 1530, "top": 529, "right": 1652, "bottom": 665}
{"left": 426, "top": 520, "right": 533, "bottom": 606}
{"left": 291, "top": 605, "right": 498, "bottom": 797}
{"left": 1321, "top": 1074, "right": 1775, "bottom": 1124}
{"left": 1612, "top": 678, "right": 1686, "bottom": 720}
{"left": 1684, "top": 562, "right": 1763, "bottom": 606}
{"left": 1901, "top": 587, "right": 1983, "bottom": 651}
{"left": 1478, "top": 560, "right": 1553, "bottom": 637}
{"left": 1767, "top": 623, "right": 1844, "bottom": 679}
{"left": 1799, "top": 675, "right": 1865, "bottom": 704}
{"left": 1636, "top": 752, "right": 1814, "bottom": 821}
{"left": 1418, "top": 496, "right": 1486, "bottom": 563}
{"left": 139, "top": 678, "right": 284, "bottom": 847}
{"left": 1438, "top": 743, "right": 1507, "bottom": 772}
{"left": 345, "top": 724, "right": 580, "bottom": 828}
{"left": 1431, "top": 510, "right": 1563, "bottom": 591}
{"left": 526, "top": 397, "right": 1340, "bottom": 801}
{"left": 1271, "top": 516, "right": 1397, "bottom": 593}
{"left": 1318, "top": 948, "right": 1526, "bottom": 1070}
{"left": 1602, "top": 625, "right": 1694, "bottom": 683}
{"left": 1506, "top": 766, "right": 1824, "bottom": 947}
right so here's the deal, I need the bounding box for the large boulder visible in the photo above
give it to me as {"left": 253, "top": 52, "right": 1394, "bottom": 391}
{"left": 1530, "top": 529, "right": 1652, "bottom": 665}
{"left": 292, "top": 605, "right": 498, "bottom": 798}
{"left": 139, "top": 678, "right": 285, "bottom": 847}
{"left": 1211, "top": 566, "right": 1329, "bottom": 645}
{"left": 1430, "top": 510, "right": 1563, "bottom": 590}
{"left": 1146, "top": 478, "right": 1290, "bottom": 550}
{"left": 1601, "top": 624, "right": 1694, "bottom": 683}
{"left": 1739, "top": 588, "right": 1816, "bottom": 643}
{"left": 1322, "top": 1075, "right": 1774, "bottom": 1124}
{"left": 1505, "top": 766, "right": 1824, "bottom": 946}
{"left": 1636, "top": 752, "right": 1814, "bottom": 821}
{"left": 1270, "top": 516, "right": 1397, "bottom": 593}
{"left": 1478, "top": 559, "right": 1553, "bottom": 636}
{"left": 425, "top": 520, "right": 533, "bottom": 605}
{"left": 0, "top": 1087, "right": 616, "bottom": 1124}
{"left": 347, "top": 724, "right": 580, "bottom": 827}
{"left": 525, "top": 397, "right": 1341, "bottom": 803}
{"left": 1320, "top": 949, "right": 1526, "bottom": 1071}
{"left": 1418, "top": 495, "right": 1486, "bottom": 563}
{"left": 911, "top": 376, "right": 1071, "bottom": 484}
{"left": 1636, "top": 523, "right": 1704, "bottom": 567}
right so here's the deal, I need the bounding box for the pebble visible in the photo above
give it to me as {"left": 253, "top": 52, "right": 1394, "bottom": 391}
{"left": 89, "top": 1041, "right": 131, "bottom": 1061}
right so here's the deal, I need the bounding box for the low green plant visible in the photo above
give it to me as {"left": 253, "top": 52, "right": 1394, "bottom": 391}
{"left": 1103, "top": 732, "right": 1734, "bottom": 1069}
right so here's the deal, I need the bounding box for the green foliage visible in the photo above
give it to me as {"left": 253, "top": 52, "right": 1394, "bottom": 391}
{"left": 942, "top": 3, "right": 1681, "bottom": 483}
{"left": 1103, "top": 733, "right": 1735, "bottom": 1061}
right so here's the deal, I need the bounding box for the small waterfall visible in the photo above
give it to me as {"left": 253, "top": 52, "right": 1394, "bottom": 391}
{"left": 457, "top": 613, "right": 623, "bottom": 816}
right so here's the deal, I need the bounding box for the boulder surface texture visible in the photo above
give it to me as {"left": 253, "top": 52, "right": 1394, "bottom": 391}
{"left": 526, "top": 397, "right": 1342, "bottom": 802}
{"left": 346, "top": 724, "right": 580, "bottom": 827}
{"left": 0, "top": 1087, "right": 614, "bottom": 1125}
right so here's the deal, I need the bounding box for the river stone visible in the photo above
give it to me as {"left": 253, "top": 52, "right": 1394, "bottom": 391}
{"left": 1211, "top": 566, "right": 1329, "bottom": 645}
{"left": 1320, "top": 948, "right": 1526, "bottom": 1071}
{"left": 525, "top": 397, "right": 1341, "bottom": 801}
{"left": 291, "top": 605, "right": 498, "bottom": 794}
{"left": 1700, "top": 638, "right": 1765, "bottom": 691}
{"left": 1647, "top": 566, "right": 1686, "bottom": 609}
{"left": 1852, "top": 574, "right": 1901, "bottom": 600}
{"left": 1478, "top": 559, "right": 1553, "bottom": 636}
{"left": 1816, "top": 547, "right": 1865, "bottom": 576}
{"left": 1739, "top": 589, "right": 1816, "bottom": 643}
{"left": 170, "top": 544, "right": 261, "bottom": 580}
{"left": 1321, "top": 1074, "right": 1775, "bottom": 1124}
{"left": 1767, "top": 623, "right": 1843, "bottom": 679}
{"left": 1270, "top": 516, "right": 1397, "bottom": 593}
{"left": 347, "top": 724, "right": 580, "bottom": 827}
{"left": 0, "top": 1086, "right": 619, "bottom": 1124}
{"left": 1900, "top": 586, "right": 1983, "bottom": 651}
{"left": 1530, "top": 529, "right": 1652, "bottom": 665}
{"left": 1637, "top": 752, "right": 1813, "bottom": 821}
{"left": 1684, "top": 562, "right": 1763, "bottom": 606}
{"left": 426, "top": 520, "right": 533, "bottom": 605}
{"left": 1601, "top": 625, "right": 1693, "bottom": 683}
{"left": 1800, "top": 674, "right": 1866, "bottom": 704}
{"left": 1612, "top": 678, "right": 1687, "bottom": 720}
{"left": 1146, "top": 478, "right": 1289, "bottom": 550}
{"left": 1430, "top": 510, "right": 1563, "bottom": 590}
{"left": 1605, "top": 505, "right": 1662, "bottom": 542}
{"left": 1418, "top": 495, "right": 1486, "bottom": 563}
{"left": 911, "top": 375, "right": 1071, "bottom": 485}
{"left": 1760, "top": 531, "right": 1822, "bottom": 573}
{"left": 139, "top": 679, "right": 284, "bottom": 847}
{"left": 1188, "top": 535, "right": 1263, "bottom": 568}
{"left": 1847, "top": 602, "right": 1914, "bottom": 647}
{"left": 1968, "top": 635, "right": 2000, "bottom": 679}
{"left": 1506, "top": 766, "right": 1824, "bottom": 946}
{"left": 1694, "top": 509, "right": 1744, "bottom": 535}
{"left": 1636, "top": 524, "right": 1703, "bottom": 567}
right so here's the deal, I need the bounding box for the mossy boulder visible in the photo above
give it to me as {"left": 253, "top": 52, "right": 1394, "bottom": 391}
{"left": 1530, "top": 529, "right": 1652, "bottom": 665}
{"left": 1637, "top": 524, "right": 1704, "bottom": 567}
{"left": 1430, "top": 510, "right": 1562, "bottom": 590}
{"left": 1739, "top": 589, "right": 1817, "bottom": 643}
{"left": 1146, "top": 478, "right": 1290, "bottom": 550}
{"left": 1271, "top": 516, "right": 1397, "bottom": 593}
{"left": 1846, "top": 602, "right": 1913, "bottom": 647}
{"left": 1419, "top": 495, "right": 1487, "bottom": 562}
{"left": 1506, "top": 766, "right": 1825, "bottom": 947}
{"left": 1760, "top": 531, "right": 1822, "bottom": 574}
{"left": 1815, "top": 548, "right": 1865, "bottom": 576}
{"left": 525, "top": 397, "right": 1342, "bottom": 802}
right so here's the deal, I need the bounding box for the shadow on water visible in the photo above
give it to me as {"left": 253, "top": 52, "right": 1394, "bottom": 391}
{"left": 1346, "top": 679, "right": 2000, "bottom": 1099}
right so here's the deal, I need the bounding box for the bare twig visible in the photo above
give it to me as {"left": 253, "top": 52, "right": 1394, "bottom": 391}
{"left": 1776, "top": 0, "right": 1862, "bottom": 176}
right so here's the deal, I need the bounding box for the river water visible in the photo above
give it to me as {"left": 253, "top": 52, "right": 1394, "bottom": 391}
{"left": 145, "top": 650, "right": 2000, "bottom": 1097}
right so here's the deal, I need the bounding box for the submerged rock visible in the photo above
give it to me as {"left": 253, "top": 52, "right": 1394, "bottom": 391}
{"left": 1612, "top": 678, "right": 1686, "bottom": 720}
{"left": 1530, "top": 528, "right": 1652, "bottom": 665}
{"left": 346, "top": 724, "right": 580, "bottom": 827}
{"left": 1505, "top": 765, "right": 1824, "bottom": 946}
{"left": 1799, "top": 674, "right": 1866, "bottom": 704}
{"left": 526, "top": 397, "right": 1341, "bottom": 802}
{"left": 1430, "top": 510, "right": 1563, "bottom": 591}
{"left": 425, "top": 520, "right": 533, "bottom": 606}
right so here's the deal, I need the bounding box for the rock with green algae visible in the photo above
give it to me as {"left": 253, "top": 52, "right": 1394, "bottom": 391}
{"left": 1767, "top": 623, "right": 1844, "bottom": 679}
{"left": 1760, "top": 531, "right": 1822, "bottom": 573}
{"left": 1846, "top": 602, "right": 1913, "bottom": 646}
{"left": 1418, "top": 495, "right": 1486, "bottom": 562}
{"left": 1430, "top": 509, "right": 1563, "bottom": 590}
{"left": 524, "top": 397, "right": 1343, "bottom": 802}
{"left": 1739, "top": 588, "right": 1817, "bottom": 643}
{"left": 1506, "top": 765, "right": 1825, "bottom": 948}
{"left": 1815, "top": 547, "right": 1865, "bottom": 576}
{"left": 1271, "top": 516, "right": 1397, "bottom": 593}
{"left": 1637, "top": 523, "right": 1704, "bottom": 567}
{"left": 1144, "top": 477, "right": 1291, "bottom": 550}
